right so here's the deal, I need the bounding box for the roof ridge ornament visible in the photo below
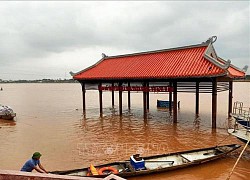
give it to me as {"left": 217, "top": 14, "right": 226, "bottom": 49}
{"left": 69, "top": 71, "right": 76, "bottom": 76}
{"left": 205, "top": 36, "right": 217, "bottom": 44}
{"left": 223, "top": 59, "right": 231, "bottom": 70}
{"left": 242, "top": 65, "right": 248, "bottom": 72}
{"left": 203, "top": 36, "right": 231, "bottom": 70}
{"left": 102, "top": 53, "right": 108, "bottom": 58}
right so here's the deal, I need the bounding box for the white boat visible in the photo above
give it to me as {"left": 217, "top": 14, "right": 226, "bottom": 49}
{"left": 228, "top": 128, "right": 250, "bottom": 145}
{"left": 0, "top": 105, "right": 16, "bottom": 120}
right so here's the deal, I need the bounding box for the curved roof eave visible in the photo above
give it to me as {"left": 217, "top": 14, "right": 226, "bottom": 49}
{"left": 71, "top": 57, "right": 106, "bottom": 78}
{"left": 74, "top": 73, "right": 228, "bottom": 82}
{"left": 218, "top": 57, "right": 246, "bottom": 73}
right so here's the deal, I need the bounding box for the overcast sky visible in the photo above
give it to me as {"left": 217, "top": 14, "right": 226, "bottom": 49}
{"left": 0, "top": 1, "right": 249, "bottom": 80}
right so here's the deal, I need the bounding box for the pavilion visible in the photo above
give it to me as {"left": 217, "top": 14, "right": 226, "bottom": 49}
{"left": 71, "top": 36, "right": 247, "bottom": 128}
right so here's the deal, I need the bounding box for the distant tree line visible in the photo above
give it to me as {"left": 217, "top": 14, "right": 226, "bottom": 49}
{"left": 0, "top": 75, "right": 249, "bottom": 83}
{"left": 0, "top": 79, "right": 77, "bottom": 83}
{"left": 233, "top": 75, "right": 250, "bottom": 82}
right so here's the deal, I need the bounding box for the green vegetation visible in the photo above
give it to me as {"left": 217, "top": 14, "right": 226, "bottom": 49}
{"left": 233, "top": 75, "right": 250, "bottom": 82}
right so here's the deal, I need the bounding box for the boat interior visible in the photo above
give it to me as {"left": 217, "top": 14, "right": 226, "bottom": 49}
{"left": 63, "top": 148, "right": 226, "bottom": 177}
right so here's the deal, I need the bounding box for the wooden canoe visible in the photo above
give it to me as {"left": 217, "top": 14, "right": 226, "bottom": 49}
{"left": 51, "top": 144, "right": 240, "bottom": 178}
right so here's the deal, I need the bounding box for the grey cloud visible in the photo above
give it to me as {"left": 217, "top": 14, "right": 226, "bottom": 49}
{"left": 0, "top": 1, "right": 249, "bottom": 80}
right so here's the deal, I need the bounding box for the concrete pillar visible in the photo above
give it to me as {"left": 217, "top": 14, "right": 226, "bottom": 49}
{"left": 173, "top": 81, "right": 177, "bottom": 123}
{"left": 112, "top": 82, "right": 115, "bottom": 108}
{"left": 212, "top": 79, "right": 217, "bottom": 128}
{"left": 196, "top": 81, "right": 200, "bottom": 115}
{"left": 228, "top": 81, "right": 233, "bottom": 118}
{"left": 119, "top": 82, "right": 122, "bottom": 115}
{"left": 81, "top": 82, "right": 86, "bottom": 113}
{"left": 143, "top": 82, "right": 147, "bottom": 116}
{"left": 128, "top": 82, "right": 131, "bottom": 110}
{"left": 146, "top": 82, "right": 149, "bottom": 111}
{"left": 169, "top": 82, "right": 172, "bottom": 112}
{"left": 99, "top": 83, "right": 103, "bottom": 115}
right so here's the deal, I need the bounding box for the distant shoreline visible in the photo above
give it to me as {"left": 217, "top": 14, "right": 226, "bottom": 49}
{"left": 234, "top": 80, "right": 250, "bottom": 82}
{"left": 0, "top": 79, "right": 249, "bottom": 84}
{"left": 0, "top": 79, "right": 77, "bottom": 83}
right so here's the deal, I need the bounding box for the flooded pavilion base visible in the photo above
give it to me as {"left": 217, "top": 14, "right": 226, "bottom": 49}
{"left": 0, "top": 83, "right": 250, "bottom": 179}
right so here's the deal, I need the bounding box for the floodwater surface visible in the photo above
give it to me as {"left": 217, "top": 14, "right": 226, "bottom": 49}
{"left": 0, "top": 82, "right": 250, "bottom": 180}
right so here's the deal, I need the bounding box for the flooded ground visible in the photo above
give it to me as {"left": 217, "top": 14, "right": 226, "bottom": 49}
{"left": 0, "top": 82, "right": 249, "bottom": 179}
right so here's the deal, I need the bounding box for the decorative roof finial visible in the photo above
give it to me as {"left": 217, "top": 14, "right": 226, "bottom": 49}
{"left": 242, "top": 65, "right": 248, "bottom": 72}
{"left": 102, "top": 53, "right": 107, "bottom": 58}
{"left": 223, "top": 59, "right": 231, "bottom": 69}
{"left": 69, "top": 71, "right": 75, "bottom": 76}
{"left": 205, "top": 36, "right": 217, "bottom": 44}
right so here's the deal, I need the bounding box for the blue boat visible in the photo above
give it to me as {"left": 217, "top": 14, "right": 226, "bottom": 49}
{"left": 157, "top": 100, "right": 180, "bottom": 109}
{"left": 232, "top": 101, "right": 250, "bottom": 129}
{"left": 234, "top": 116, "right": 250, "bottom": 129}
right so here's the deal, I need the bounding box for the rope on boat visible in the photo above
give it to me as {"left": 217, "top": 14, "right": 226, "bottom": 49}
{"left": 226, "top": 138, "right": 250, "bottom": 180}
{"left": 216, "top": 133, "right": 231, "bottom": 146}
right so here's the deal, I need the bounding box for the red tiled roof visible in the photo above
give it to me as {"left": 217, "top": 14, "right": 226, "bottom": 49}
{"left": 217, "top": 57, "right": 246, "bottom": 78}
{"left": 227, "top": 66, "right": 245, "bottom": 78}
{"left": 73, "top": 43, "right": 245, "bottom": 80}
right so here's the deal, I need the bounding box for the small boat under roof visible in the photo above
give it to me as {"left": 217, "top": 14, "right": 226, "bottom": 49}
{"left": 157, "top": 100, "right": 180, "bottom": 109}
{"left": 51, "top": 144, "right": 240, "bottom": 178}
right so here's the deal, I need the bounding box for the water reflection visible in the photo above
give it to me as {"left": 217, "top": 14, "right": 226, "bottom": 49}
{"left": 0, "top": 119, "right": 16, "bottom": 127}
{"left": 227, "top": 116, "right": 236, "bottom": 129}
{"left": 193, "top": 114, "right": 201, "bottom": 129}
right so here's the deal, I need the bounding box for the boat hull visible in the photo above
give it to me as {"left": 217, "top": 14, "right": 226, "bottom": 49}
{"left": 228, "top": 128, "right": 250, "bottom": 145}
{"left": 0, "top": 113, "right": 16, "bottom": 120}
{"left": 51, "top": 144, "right": 240, "bottom": 178}
{"left": 0, "top": 105, "right": 16, "bottom": 120}
{"left": 233, "top": 116, "right": 250, "bottom": 129}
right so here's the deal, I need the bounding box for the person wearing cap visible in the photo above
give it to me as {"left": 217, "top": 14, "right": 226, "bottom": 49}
{"left": 21, "top": 152, "right": 48, "bottom": 173}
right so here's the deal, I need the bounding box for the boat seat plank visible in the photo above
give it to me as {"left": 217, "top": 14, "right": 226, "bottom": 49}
{"left": 145, "top": 160, "right": 175, "bottom": 170}
{"left": 179, "top": 154, "right": 191, "bottom": 163}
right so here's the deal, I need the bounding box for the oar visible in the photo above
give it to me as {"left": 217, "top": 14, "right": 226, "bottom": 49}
{"left": 226, "top": 138, "right": 250, "bottom": 180}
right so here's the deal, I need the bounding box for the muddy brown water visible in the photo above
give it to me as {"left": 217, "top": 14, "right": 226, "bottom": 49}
{"left": 0, "top": 82, "right": 249, "bottom": 179}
